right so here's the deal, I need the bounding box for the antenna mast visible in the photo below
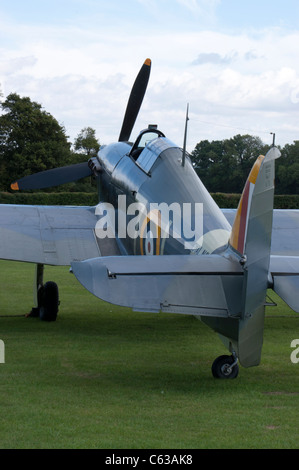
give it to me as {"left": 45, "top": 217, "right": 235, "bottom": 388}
{"left": 182, "top": 103, "right": 189, "bottom": 167}
{"left": 270, "top": 132, "right": 276, "bottom": 147}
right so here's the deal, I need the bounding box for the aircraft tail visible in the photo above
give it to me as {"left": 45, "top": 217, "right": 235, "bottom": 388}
{"left": 229, "top": 154, "right": 266, "bottom": 255}
{"left": 228, "top": 146, "right": 281, "bottom": 366}
{"left": 71, "top": 146, "right": 281, "bottom": 370}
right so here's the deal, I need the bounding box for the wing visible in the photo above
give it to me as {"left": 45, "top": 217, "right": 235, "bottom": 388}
{"left": 223, "top": 208, "right": 299, "bottom": 312}
{"left": 222, "top": 208, "right": 299, "bottom": 256}
{"left": 0, "top": 204, "right": 120, "bottom": 266}
{"left": 270, "top": 255, "right": 299, "bottom": 312}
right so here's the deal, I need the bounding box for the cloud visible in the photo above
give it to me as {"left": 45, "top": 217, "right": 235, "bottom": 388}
{"left": 1, "top": 7, "right": 299, "bottom": 149}
{"left": 192, "top": 52, "right": 237, "bottom": 66}
{"left": 244, "top": 50, "right": 261, "bottom": 61}
{"left": 136, "top": 0, "right": 221, "bottom": 25}
{"left": 0, "top": 56, "right": 37, "bottom": 75}
{"left": 176, "top": 0, "right": 221, "bottom": 16}
{"left": 191, "top": 50, "right": 264, "bottom": 66}
{"left": 0, "top": 55, "right": 38, "bottom": 97}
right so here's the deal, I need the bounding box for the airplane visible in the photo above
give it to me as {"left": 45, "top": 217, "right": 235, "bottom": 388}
{"left": 1, "top": 58, "right": 299, "bottom": 379}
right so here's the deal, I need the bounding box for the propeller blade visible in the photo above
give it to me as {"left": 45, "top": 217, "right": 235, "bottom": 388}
{"left": 118, "top": 58, "right": 151, "bottom": 142}
{"left": 11, "top": 162, "right": 93, "bottom": 191}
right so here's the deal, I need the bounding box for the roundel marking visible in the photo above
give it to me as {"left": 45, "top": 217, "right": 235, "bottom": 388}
{"left": 140, "top": 209, "right": 161, "bottom": 256}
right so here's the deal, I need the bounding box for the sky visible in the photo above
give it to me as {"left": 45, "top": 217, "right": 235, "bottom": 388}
{"left": 1, "top": 0, "right": 299, "bottom": 151}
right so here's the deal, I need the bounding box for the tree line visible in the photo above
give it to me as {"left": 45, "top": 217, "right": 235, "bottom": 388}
{"left": 0, "top": 93, "right": 100, "bottom": 192}
{"left": 0, "top": 92, "right": 298, "bottom": 194}
{"left": 191, "top": 135, "right": 299, "bottom": 195}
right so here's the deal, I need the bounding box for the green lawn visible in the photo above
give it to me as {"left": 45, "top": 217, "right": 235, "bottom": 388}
{"left": 0, "top": 260, "right": 298, "bottom": 449}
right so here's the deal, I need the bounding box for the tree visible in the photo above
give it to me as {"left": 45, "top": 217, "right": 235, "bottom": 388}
{"left": 191, "top": 134, "right": 269, "bottom": 193}
{"left": 0, "top": 93, "right": 72, "bottom": 190}
{"left": 191, "top": 139, "right": 233, "bottom": 192}
{"left": 74, "top": 127, "right": 100, "bottom": 158}
{"left": 276, "top": 140, "right": 299, "bottom": 194}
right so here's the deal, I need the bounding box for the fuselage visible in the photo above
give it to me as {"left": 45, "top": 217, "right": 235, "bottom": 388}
{"left": 96, "top": 129, "right": 231, "bottom": 257}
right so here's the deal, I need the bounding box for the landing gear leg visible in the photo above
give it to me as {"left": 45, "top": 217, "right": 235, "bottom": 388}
{"left": 212, "top": 352, "right": 239, "bottom": 379}
{"left": 26, "top": 264, "right": 44, "bottom": 318}
{"left": 26, "top": 264, "right": 59, "bottom": 321}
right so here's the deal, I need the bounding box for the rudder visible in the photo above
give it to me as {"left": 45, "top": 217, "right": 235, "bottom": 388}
{"left": 229, "top": 146, "right": 280, "bottom": 367}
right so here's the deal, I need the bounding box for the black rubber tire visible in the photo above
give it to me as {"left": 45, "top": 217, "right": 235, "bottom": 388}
{"left": 211, "top": 355, "right": 239, "bottom": 379}
{"left": 39, "top": 281, "right": 59, "bottom": 322}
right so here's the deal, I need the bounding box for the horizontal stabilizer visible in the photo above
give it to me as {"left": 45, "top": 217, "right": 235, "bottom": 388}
{"left": 270, "top": 255, "right": 299, "bottom": 312}
{"left": 71, "top": 255, "right": 243, "bottom": 316}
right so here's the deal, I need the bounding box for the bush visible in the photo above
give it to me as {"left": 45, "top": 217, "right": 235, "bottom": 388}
{"left": 0, "top": 192, "right": 298, "bottom": 209}
{"left": 211, "top": 193, "right": 299, "bottom": 209}
{"left": 211, "top": 193, "right": 241, "bottom": 208}
{"left": 0, "top": 192, "right": 98, "bottom": 206}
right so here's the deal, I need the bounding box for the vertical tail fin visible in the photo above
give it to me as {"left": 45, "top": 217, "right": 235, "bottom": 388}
{"left": 229, "top": 155, "right": 265, "bottom": 255}
{"left": 229, "top": 146, "right": 281, "bottom": 367}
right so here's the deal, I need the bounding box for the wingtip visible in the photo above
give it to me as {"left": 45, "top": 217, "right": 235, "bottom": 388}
{"left": 11, "top": 182, "right": 19, "bottom": 191}
{"left": 144, "top": 58, "right": 151, "bottom": 67}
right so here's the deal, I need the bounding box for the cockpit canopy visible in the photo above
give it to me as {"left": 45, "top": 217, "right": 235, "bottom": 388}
{"left": 130, "top": 125, "right": 165, "bottom": 161}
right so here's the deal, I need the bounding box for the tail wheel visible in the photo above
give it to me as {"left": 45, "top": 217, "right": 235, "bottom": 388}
{"left": 212, "top": 354, "right": 239, "bottom": 379}
{"left": 39, "top": 281, "right": 59, "bottom": 322}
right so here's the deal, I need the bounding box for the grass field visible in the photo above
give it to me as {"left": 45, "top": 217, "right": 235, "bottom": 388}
{"left": 0, "top": 260, "right": 298, "bottom": 449}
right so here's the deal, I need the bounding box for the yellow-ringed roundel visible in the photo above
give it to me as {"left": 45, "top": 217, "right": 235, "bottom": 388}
{"left": 140, "top": 209, "right": 161, "bottom": 255}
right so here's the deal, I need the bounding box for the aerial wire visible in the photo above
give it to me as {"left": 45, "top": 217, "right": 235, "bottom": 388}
{"left": 190, "top": 117, "right": 272, "bottom": 137}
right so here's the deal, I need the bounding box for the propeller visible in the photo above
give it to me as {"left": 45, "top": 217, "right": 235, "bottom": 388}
{"left": 118, "top": 58, "right": 151, "bottom": 142}
{"left": 11, "top": 58, "right": 151, "bottom": 190}
{"left": 11, "top": 162, "right": 93, "bottom": 191}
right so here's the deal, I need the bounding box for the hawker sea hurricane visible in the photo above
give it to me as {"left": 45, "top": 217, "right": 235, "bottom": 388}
{"left": 1, "top": 59, "right": 299, "bottom": 378}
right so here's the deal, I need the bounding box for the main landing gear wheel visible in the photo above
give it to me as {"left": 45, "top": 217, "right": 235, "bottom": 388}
{"left": 39, "top": 281, "right": 59, "bottom": 322}
{"left": 212, "top": 354, "right": 239, "bottom": 379}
